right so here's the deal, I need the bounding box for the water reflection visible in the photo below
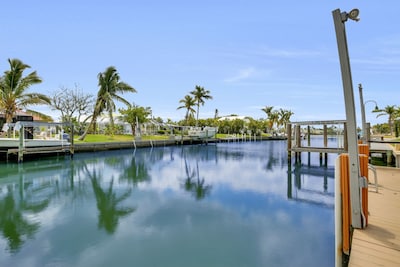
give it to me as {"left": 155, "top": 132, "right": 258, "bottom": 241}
{"left": 0, "top": 167, "right": 52, "bottom": 253}
{"left": 287, "top": 147, "right": 336, "bottom": 208}
{"left": 118, "top": 151, "right": 151, "bottom": 186}
{"left": 0, "top": 141, "right": 335, "bottom": 267}
{"left": 182, "top": 159, "right": 212, "bottom": 200}
{"left": 0, "top": 186, "right": 41, "bottom": 253}
{"left": 84, "top": 165, "right": 135, "bottom": 234}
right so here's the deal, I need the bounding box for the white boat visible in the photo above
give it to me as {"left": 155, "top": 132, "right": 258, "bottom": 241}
{"left": 188, "top": 126, "right": 218, "bottom": 139}
{"left": 0, "top": 138, "right": 70, "bottom": 148}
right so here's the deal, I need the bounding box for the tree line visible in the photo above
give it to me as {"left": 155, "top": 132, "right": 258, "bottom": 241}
{"left": 2, "top": 58, "right": 397, "bottom": 138}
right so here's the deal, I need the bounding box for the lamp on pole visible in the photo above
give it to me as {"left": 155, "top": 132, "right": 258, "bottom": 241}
{"left": 332, "top": 8, "right": 363, "bottom": 229}
{"left": 359, "top": 83, "right": 379, "bottom": 143}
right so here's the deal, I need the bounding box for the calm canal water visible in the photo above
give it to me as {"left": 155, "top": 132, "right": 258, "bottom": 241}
{"left": 0, "top": 140, "right": 335, "bottom": 267}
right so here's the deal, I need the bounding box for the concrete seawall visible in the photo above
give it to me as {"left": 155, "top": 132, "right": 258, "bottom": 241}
{"left": 1, "top": 136, "right": 287, "bottom": 162}
{"left": 74, "top": 139, "right": 177, "bottom": 152}
{"left": 73, "top": 136, "right": 287, "bottom": 153}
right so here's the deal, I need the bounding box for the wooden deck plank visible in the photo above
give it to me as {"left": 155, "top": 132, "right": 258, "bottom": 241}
{"left": 349, "top": 167, "right": 400, "bottom": 267}
{"left": 350, "top": 239, "right": 399, "bottom": 267}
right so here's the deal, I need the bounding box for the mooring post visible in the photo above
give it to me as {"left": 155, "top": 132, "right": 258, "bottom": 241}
{"left": 70, "top": 124, "right": 75, "bottom": 158}
{"left": 324, "top": 124, "right": 328, "bottom": 164}
{"left": 287, "top": 123, "right": 292, "bottom": 160}
{"left": 18, "top": 125, "right": 24, "bottom": 163}
{"left": 295, "top": 125, "right": 301, "bottom": 163}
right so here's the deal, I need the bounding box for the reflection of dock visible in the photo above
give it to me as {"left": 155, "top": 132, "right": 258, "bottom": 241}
{"left": 287, "top": 164, "right": 335, "bottom": 208}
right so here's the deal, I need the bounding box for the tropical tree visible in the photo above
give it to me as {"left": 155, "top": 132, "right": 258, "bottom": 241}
{"left": 261, "top": 106, "right": 275, "bottom": 132}
{"left": 190, "top": 85, "right": 212, "bottom": 126}
{"left": 278, "top": 108, "right": 294, "bottom": 130}
{"left": 177, "top": 94, "right": 196, "bottom": 124}
{"left": 50, "top": 85, "right": 94, "bottom": 124}
{"left": 261, "top": 106, "right": 294, "bottom": 134}
{"left": 78, "top": 66, "right": 136, "bottom": 140}
{"left": 0, "top": 58, "right": 50, "bottom": 124}
{"left": 261, "top": 106, "right": 274, "bottom": 118}
{"left": 373, "top": 105, "right": 397, "bottom": 135}
{"left": 119, "top": 104, "right": 151, "bottom": 136}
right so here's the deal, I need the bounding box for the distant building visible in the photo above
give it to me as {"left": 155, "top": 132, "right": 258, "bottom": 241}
{"left": 218, "top": 115, "right": 250, "bottom": 123}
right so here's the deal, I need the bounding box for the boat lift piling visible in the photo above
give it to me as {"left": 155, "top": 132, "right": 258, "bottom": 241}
{"left": 287, "top": 120, "right": 348, "bottom": 165}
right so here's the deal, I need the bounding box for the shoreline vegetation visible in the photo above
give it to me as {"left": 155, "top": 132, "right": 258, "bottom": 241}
{"left": 1, "top": 57, "right": 397, "bottom": 147}
{"left": 74, "top": 133, "right": 277, "bottom": 143}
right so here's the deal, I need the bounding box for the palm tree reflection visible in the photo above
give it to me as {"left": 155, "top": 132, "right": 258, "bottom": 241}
{"left": 85, "top": 167, "right": 135, "bottom": 234}
{"left": 182, "top": 159, "right": 212, "bottom": 200}
{"left": 0, "top": 185, "right": 48, "bottom": 253}
{"left": 119, "top": 156, "right": 151, "bottom": 186}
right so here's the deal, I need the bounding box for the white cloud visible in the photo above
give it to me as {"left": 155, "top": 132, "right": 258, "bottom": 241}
{"left": 224, "top": 67, "right": 273, "bottom": 83}
{"left": 224, "top": 67, "right": 257, "bottom": 83}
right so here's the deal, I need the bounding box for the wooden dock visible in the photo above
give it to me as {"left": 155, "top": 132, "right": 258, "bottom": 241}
{"left": 287, "top": 120, "right": 348, "bottom": 164}
{"left": 348, "top": 166, "right": 400, "bottom": 267}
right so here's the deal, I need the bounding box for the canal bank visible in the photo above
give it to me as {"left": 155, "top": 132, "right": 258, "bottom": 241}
{"left": 1, "top": 136, "right": 287, "bottom": 162}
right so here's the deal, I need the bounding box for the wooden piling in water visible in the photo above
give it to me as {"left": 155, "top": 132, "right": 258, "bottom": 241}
{"left": 287, "top": 120, "right": 348, "bottom": 165}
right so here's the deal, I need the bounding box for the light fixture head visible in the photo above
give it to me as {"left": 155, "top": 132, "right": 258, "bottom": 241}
{"left": 348, "top": 8, "right": 360, "bottom": 21}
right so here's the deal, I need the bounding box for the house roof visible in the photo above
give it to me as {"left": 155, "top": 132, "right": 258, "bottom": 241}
{"left": 0, "top": 110, "right": 52, "bottom": 122}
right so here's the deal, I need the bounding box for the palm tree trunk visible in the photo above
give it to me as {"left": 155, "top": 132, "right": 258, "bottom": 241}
{"left": 108, "top": 110, "right": 115, "bottom": 136}
{"left": 196, "top": 103, "right": 200, "bottom": 127}
{"left": 78, "top": 115, "right": 96, "bottom": 141}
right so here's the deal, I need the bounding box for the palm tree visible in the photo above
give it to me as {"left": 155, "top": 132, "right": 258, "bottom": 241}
{"left": 177, "top": 95, "right": 196, "bottom": 124}
{"left": 262, "top": 106, "right": 280, "bottom": 133}
{"left": 261, "top": 106, "right": 274, "bottom": 118}
{"left": 78, "top": 66, "right": 136, "bottom": 140}
{"left": 278, "top": 109, "right": 294, "bottom": 130}
{"left": 190, "top": 85, "right": 212, "bottom": 126}
{"left": 0, "top": 58, "right": 50, "bottom": 124}
{"left": 374, "top": 105, "right": 397, "bottom": 135}
{"left": 268, "top": 111, "right": 280, "bottom": 133}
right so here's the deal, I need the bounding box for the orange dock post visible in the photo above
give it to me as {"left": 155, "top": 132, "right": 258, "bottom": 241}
{"left": 340, "top": 154, "right": 351, "bottom": 255}
{"left": 339, "top": 149, "right": 369, "bottom": 255}
{"left": 358, "top": 144, "right": 369, "bottom": 227}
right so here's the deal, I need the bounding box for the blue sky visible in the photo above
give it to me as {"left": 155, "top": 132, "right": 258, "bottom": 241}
{"left": 1, "top": 1, "right": 399, "bottom": 125}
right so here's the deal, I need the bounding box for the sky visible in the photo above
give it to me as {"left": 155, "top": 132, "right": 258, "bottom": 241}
{"left": 1, "top": 0, "right": 399, "bottom": 126}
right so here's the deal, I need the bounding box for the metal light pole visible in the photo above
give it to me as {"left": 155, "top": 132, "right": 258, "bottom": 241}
{"left": 332, "top": 8, "right": 363, "bottom": 229}
{"left": 359, "top": 83, "right": 367, "bottom": 144}
{"left": 359, "top": 83, "right": 379, "bottom": 143}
